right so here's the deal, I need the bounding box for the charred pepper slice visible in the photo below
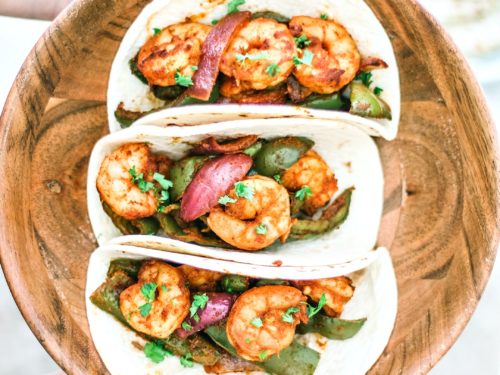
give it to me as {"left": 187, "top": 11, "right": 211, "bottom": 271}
{"left": 349, "top": 81, "right": 392, "bottom": 119}
{"left": 253, "top": 136, "right": 314, "bottom": 177}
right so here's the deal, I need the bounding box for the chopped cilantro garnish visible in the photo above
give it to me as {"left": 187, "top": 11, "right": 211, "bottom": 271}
{"left": 256, "top": 224, "right": 267, "bottom": 235}
{"left": 266, "top": 63, "right": 280, "bottom": 77}
{"left": 234, "top": 181, "right": 254, "bottom": 200}
{"left": 320, "top": 13, "right": 329, "bottom": 20}
{"left": 141, "top": 282, "right": 157, "bottom": 302}
{"left": 295, "top": 186, "right": 313, "bottom": 201}
{"left": 236, "top": 51, "right": 270, "bottom": 62}
{"left": 251, "top": 317, "right": 263, "bottom": 328}
{"left": 174, "top": 70, "right": 193, "bottom": 87}
{"left": 282, "top": 307, "right": 300, "bottom": 323}
{"left": 159, "top": 190, "right": 170, "bottom": 203}
{"left": 180, "top": 352, "right": 194, "bottom": 368}
{"left": 356, "top": 71, "right": 373, "bottom": 87}
{"left": 144, "top": 341, "right": 172, "bottom": 363}
{"left": 245, "top": 337, "right": 252, "bottom": 344}
{"left": 139, "top": 303, "right": 152, "bottom": 317}
{"left": 161, "top": 285, "right": 169, "bottom": 293}
{"left": 259, "top": 350, "right": 268, "bottom": 361}
{"left": 293, "top": 50, "right": 314, "bottom": 66}
{"left": 273, "top": 174, "right": 282, "bottom": 184}
{"left": 211, "top": 19, "right": 219, "bottom": 25}
{"left": 191, "top": 65, "right": 198, "bottom": 71}
{"left": 228, "top": 0, "right": 245, "bottom": 14}
{"left": 153, "top": 28, "right": 162, "bottom": 35}
{"left": 374, "top": 86, "right": 383, "bottom": 96}
{"left": 218, "top": 195, "right": 237, "bottom": 205}
{"left": 189, "top": 293, "right": 209, "bottom": 318}
{"left": 294, "top": 34, "right": 311, "bottom": 49}
{"left": 182, "top": 321, "right": 193, "bottom": 331}
{"left": 307, "top": 293, "right": 327, "bottom": 318}
{"left": 129, "top": 166, "right": 155, "bottom": 193}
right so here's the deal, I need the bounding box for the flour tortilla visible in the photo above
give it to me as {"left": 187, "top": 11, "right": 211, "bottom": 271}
{"left": 87, "top": 117, "right": 384, "bottom": 267}
{"left": 107, "top": 0, "right": 400, "bottom": 140}
{"left": 85, "top": 244, "right": 397, "bottom": 375}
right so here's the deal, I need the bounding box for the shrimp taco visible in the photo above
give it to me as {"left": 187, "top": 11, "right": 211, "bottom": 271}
{"left": 86, "top": 244, "right": 397, "bottom": 375}
{"left": 108, "top": 0, "right": 400, "bottom": 139}
{"left": 87, "top": 118, "right": 383, "bottom": 267}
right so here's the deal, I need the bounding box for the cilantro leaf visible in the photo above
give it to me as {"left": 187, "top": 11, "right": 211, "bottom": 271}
{"left": 180, "top": 352, "right": 194, "bottom": 368}
{"left": 218, "top": 195, "right": 237, "bottom": 205}
{"left": 251, "top": 317, "right": 263, "bottom": 328}
{"left": 307, "top": 293, "right": 327, "bottom": 318}
{"left": 228, "top": 0, "right": 245, "bottom": 14}
{"left": 139, "top": 303, "right": 152, "bottom": 317}
{"left": 144, "top": 341, "right": 172, "bottom": 363}
{"left": 174, "top": 71, "right": 193, "bottom": 87}
{"left": 273, "top": 174, "right": 281, "bottom": 184}
{"left": 320, "top": 13, "right": 329, "bottom": 20}
{"left": 282, "top": 307, "right": 299, "bottom": 323}
{"left": 211, "top": 19, "right": 219, "bottom": 25}
{"left": 259, "top": 350, "right": 268, "bottom": 361}
{"left": 141, "top": 282, "right": 157, "bottom": 302}
{"left": 138, "top": 179, "right": 155, "bottom": 193}
{"left": 182, "top": 321, "right": 193, "bottom": 330}
{"left": 129, "top": 166, "right": 155, "bottom": 193}
{"left": 161, "top": 285, "right": 169, "bottom": 293}
{"left": 374, "top": 86, "right": 383, "bottom": 96}
{"left": 293, "top": 50, "right": 314, "bottom": 66}
{"left": 295, "top": 186, "right": 313, "bottom": 201}
{"left": 236, "top": 51, "right": 270, "bottom": 62}
{"left": 234, "top": 181, "right": 254, "bottom": 200}
{"left": 153, "top": 28, "right": 162, "bottom": 35}
{"left": 153, "top": 172, "right": 173, "bottom": 190}
{"left": 159, "top": 190, "right": 170, "bottom": 203}
{"left": 355, "top": 71, "right": 373, "bottom": 87}
{"left": 294, "top": 34, "right": 311, "bottom": 49}
{"left": 256, "top": 224, "right": 267, "bottom": 235}
{"left": 266, "top": 63, "right": 281, "bottom": 77}
{"left": 191, "top": 65, "right": 198, "bottom": 71}
{"left": 189, "top": 293, "right": 209, "bottom": 318}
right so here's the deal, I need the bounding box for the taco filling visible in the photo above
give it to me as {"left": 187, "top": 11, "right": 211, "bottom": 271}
{"left": 96, "top": 135, "right": 353, "bottom": 251}
{"left": 90, "top": 257, "right": 366, "bottom": 373}
{"left": 115, "top": 8, "right": 391, "bottom": 127}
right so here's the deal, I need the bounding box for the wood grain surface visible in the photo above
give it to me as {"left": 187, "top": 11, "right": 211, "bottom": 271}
{"left": 0, "top": 0, "right": 499, "bottom": 374}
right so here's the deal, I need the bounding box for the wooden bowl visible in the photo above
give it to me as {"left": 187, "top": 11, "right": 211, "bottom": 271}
{"left": 0, "top": 0, "right": 499, "bottom": 373}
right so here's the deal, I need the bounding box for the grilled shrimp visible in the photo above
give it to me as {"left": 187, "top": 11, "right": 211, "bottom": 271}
{"left": 96, "top": 143, "right": 166, "bottom": 220}
{"left": 138, "top": 22, "right": 211, "bottom": 87}
{"left": 207, "top": 176, "right": 292, "bottom": 251}
{"left": 281, "top": 150, "right": 338, "bottom": 215}
{"left": 226, "top": 285, "right": 308, "bottom": 361}
{"left": 178, "top": 265, "right": 224, "bottom": 292}
{"left": 220, "top": 18, "right": 295, "bottom": 91}
{"left": 290, "top": 16, "right": 361, "bottom": 94}
{"left": 294, "top": 276, "right": 354, "bottom": 317}
{"left": 120, "top": 260, "right": 190, "bottom": 338}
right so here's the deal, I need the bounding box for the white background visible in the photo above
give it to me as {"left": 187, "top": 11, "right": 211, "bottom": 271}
{"left": 0, "top": 7, "right": 499, "bottom": 375}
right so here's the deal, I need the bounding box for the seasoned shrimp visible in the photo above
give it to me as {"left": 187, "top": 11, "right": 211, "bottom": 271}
{"left": 290, "top": 16, "right": 361, "bottom": 94}
{"left": 294, "top": 276, "right": 354, "bottom": 317}
{"left": 281, "top": 150, "right": 338, "bottom": 215}
{"left": 138, "top": 23, "right": 211, "bottom": 86}
{"left": 120, "top": 260, "right": 190, "bottom": 338}
{"left": 96, "top": 143, "right": 163, "bottom": 220}
{"left": 207, "top": 176, "right": 292, "bottom": 251}
{"left": 178, "top": 265, "right": 224, "bottom": 292}
{"left": 226, "top": 285, "right": 308, "bottom": 361}
{"left": 220, "top": 18, "right": 295, "bottom": 91}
